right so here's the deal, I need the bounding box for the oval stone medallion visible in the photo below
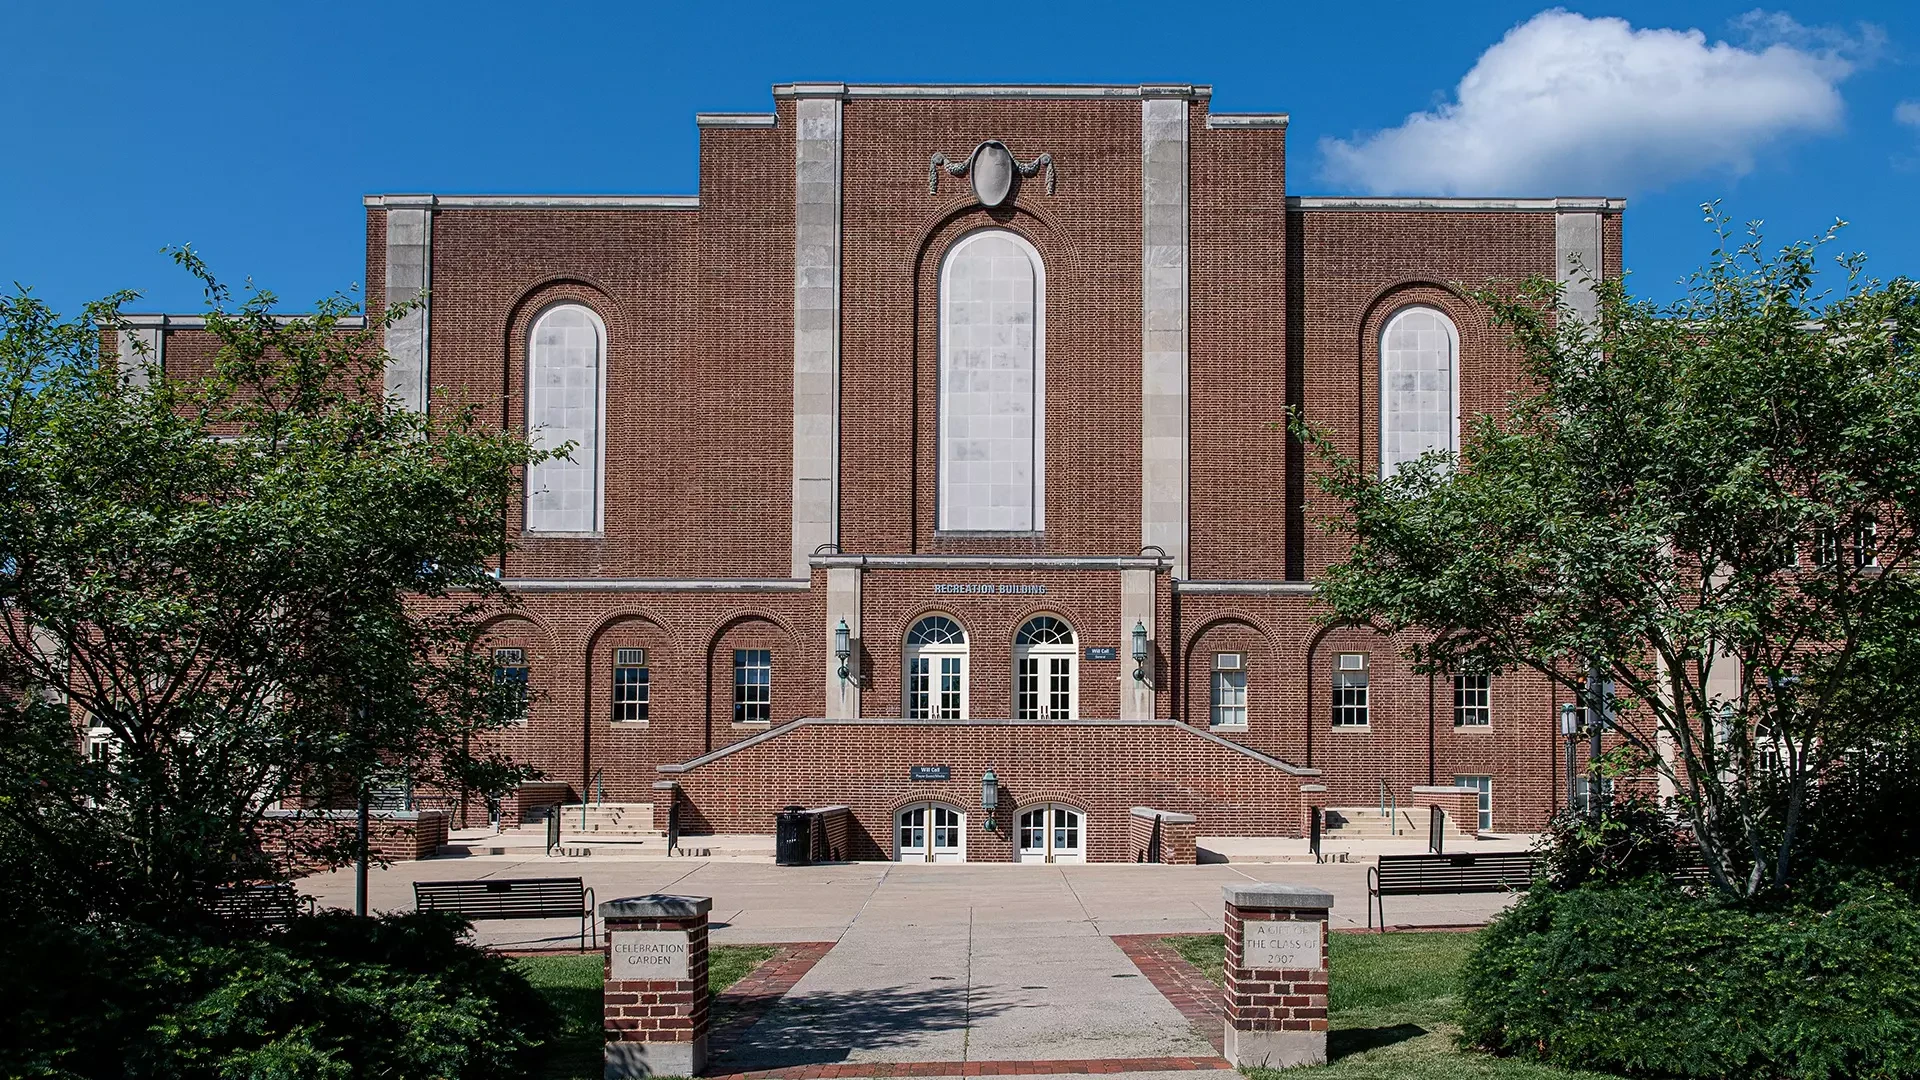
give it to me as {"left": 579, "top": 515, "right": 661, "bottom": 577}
{"left": 970, "top": 142, "right": 1015, "bottom": 207}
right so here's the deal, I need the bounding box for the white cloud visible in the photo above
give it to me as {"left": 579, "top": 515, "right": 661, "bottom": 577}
{"left": 1319, "top": 9, "right": 1873, "bottom": 196}
{"left": 1898, "top": 101, "right": 1920, "bottom": 129}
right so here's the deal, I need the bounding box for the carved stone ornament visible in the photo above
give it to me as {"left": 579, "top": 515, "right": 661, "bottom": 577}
{"left": 929, "top": 140, "right": 1056, "bottom": 207}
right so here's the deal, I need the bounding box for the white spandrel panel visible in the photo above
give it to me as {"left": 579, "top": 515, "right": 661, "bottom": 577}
{"left": 1380, "top": 306, "right": 1457, "bottom": 478}
{"left": 940, "top": 231, "right": 1042, "bottom": 532}
{"left": 526, "top": 304, "right": 603, "bottom": 533}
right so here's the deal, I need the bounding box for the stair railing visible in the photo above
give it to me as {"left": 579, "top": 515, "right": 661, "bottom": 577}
{"left": 581, "top": 768, "right": 605, "bottom": 832}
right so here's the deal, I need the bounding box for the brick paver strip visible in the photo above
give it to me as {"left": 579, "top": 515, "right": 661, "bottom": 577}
{"left": 1109, "top": 935, "right": 1227, "bottom": 1054}
{"left": 705, "top": 1057, "right": 1232, "bottom": 1080}
{"left": 709, "top": 942, "right": 836, "bottom": 1055}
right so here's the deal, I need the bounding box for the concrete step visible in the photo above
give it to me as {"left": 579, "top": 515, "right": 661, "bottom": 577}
{"left": 1322, "top": 807, "right": 1475, "bottom": 843}
{"left": 519, "top": 803, "right": 656, "bottom": 836}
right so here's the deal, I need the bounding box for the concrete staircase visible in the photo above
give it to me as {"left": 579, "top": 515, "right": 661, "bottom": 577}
{"left": 522, "top": 802, "right": 656, "bottom": 837}
{"left": 1322, "top": 806, "right": 1476, "bottom": 847}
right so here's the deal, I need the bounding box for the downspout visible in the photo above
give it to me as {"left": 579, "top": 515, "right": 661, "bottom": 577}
{"left": 1426, "top": 669, "right": 1436, "bottom": 785}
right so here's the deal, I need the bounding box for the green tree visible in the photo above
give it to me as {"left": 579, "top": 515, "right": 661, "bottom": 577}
{"left": 0, "top": 252, "right": 543, "bottom": 930}
{"left": 1301, "top": 213, "right": 1920, "bottom": 896}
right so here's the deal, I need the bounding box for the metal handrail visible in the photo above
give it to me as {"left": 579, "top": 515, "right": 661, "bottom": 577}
{"left": 581, "top": 768, "right": 605, "bottom": 831}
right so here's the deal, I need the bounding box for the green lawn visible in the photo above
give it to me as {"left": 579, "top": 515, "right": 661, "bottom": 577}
{"left": 1166, "top": 933, "right": 1614, "bottom": 1080}
{"left": 514, "top": 943, "right": 777, "bottom": 1080}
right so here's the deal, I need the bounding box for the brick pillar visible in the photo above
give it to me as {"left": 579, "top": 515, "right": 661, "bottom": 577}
{"left": 601, "top": 895, "right": 711, "bottom": 1078}
{"left": 1221, "top": 883, "right": 1333, "bottom": 1069}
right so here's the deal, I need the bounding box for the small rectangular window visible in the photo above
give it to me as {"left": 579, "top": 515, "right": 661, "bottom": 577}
{"left": 1332, "top": 653, "right": 1369, "bottom": 727}
{"left": 613, "top": 647, "right": 650, "bottom": 723}
{"left": 492, "top": 647, "right": 529, "bottom": 723}
{"left": 1211, "top": 653, "right": 1248, "bottom": 728}
{"left": 1856, "top": 518, "right": 1879, "bottom": 568}
{"left": 1454, "top": 774, "right": 1493, "bottom": 832}
{"left": 1453, "top": 672, "right": 1491, "bottom": 727}
{"left": 733, "top": 648, "right": 771, "bottom": 725}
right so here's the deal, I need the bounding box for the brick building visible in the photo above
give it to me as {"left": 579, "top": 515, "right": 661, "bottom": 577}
{"left": 120, "top": 83, "right": 1624, "bottom": 862}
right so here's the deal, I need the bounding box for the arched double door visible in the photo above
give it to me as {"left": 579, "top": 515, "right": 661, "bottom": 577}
{"left": 1015, "top": 803, "right": 1086, "bottom": 863}
{"left": 895, "top": 802, "right": 966, "bottom": 863}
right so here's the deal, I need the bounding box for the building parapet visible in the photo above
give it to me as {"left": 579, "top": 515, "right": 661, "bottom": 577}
{"left": 1288, "top": 195, "right": 1626, "bottom": 213}
{"left": 361, "top": 194, "right": 699, "bottom": 210}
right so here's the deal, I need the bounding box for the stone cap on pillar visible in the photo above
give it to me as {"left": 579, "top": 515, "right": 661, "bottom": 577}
{"left": 599, "top": 894, "right": 713, "bottom": 919}
{"left": 1223, "top": 883, "right": 1335, "bottom": 910}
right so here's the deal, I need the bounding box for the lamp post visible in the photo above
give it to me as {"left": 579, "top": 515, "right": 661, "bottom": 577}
{"left": 1131, "top": 621, "right": 1149, "bottom": 684}
{"left": 1560, "top": 703, "right": 1579, "bottom": 811}
{"left": 980, "top": 768, "right": 999, "bottom": 832}
{"left": 833, "top": 618, "right": 851, "bottom": 683}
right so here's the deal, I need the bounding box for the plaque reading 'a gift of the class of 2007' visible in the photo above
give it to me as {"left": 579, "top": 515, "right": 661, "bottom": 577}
{"left": 1241, "top": 919, "right": 1323, "bottom": 969}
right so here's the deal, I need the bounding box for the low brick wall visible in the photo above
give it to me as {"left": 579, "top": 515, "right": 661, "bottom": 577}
{"left": 259, "top": 809, "right": 449, "bottom": 875}
{"left": 1410, "top": 786, "right": 1482, "bottom": 838}
{"left": 506, "top": 781, "right": 573, "bottom": 828}
{"left": 1128, "top": 807, "right": 1197, "bottom": 864}
{"left": 807, "top": 805, "right": 852, "bottom": 862}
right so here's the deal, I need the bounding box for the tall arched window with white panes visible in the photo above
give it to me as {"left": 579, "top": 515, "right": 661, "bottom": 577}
{"left": 525, "top": 303, "right": 606, "bottom": 534}
{"left": 1379, "top": 305, "right": 1459, "bottom": 478}
{"left": 904, "top": 615, "right": 969, "bottom": 720}
{"left": 938, "top": 229, "right": 1045, "bottom": 532}
{"left": 1014, "top": 616, "right": 1076, "bottom": 720}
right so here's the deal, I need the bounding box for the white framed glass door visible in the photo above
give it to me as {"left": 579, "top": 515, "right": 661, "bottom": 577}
{"left": 1015, "top": 803, "right": 1085, "bottom": 863}
{"left": 895, "top": 802, "right": 966, "bottom": 862}
{"left": 1013, "top": 616, "right": 1077, "bottom": 719}
{"left": 904, "top": 616, "right": 969, "bottom": 719}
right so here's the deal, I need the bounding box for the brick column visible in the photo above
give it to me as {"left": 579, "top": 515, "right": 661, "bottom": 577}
{"left": 601, "top": 894, "right": 711, "bottom": 1078}
{"left": 1221, "top": 883, "right": 1333, "bottom": 1069}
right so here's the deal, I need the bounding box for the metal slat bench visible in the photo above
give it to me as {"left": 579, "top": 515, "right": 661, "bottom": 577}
{"left": 413, "top": 877, "right": 597, "bottom": 950}
{"left": 1367, "top": 851, "right": 1538, "bottom": 930}
{"left": 211, "top": 883, "right": 311, "bottom": 932}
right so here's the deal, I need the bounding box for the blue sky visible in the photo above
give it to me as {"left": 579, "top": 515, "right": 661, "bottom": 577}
{"left": 5, "top": 1, "right": 1917, "bottom": 316}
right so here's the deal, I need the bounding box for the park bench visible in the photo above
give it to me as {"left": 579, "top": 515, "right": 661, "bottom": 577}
{"left": 1367, "top": 851, "right": 1538, "bottom": 930}
{"left": 210, "top": 882, "right": 311, "bottom": 932}
{"left": 413, "top": 877, "right": 597, "bottom": 950}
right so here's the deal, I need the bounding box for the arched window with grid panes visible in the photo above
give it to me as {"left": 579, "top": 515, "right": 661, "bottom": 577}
{"left": 525, "top": 303, "right": 606, "bottom": 533}
{"left": 904, "top": 615, "right": 969, "bottom": 719}
{"left": 1379, "top": 305, "right": 1459, "bottom": 479}
{"left": 938, "top": 229, "right": 1046, "bottom": 532}
{"left": 1013, "top": 616, "right": 1076, "bottom": 720}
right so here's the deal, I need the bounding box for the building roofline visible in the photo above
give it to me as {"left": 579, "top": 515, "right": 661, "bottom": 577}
{"left": 109, "top": 314, "right": 368, "bottom": 329}
{"left": 1205, "top": 113, "right": 1290, "bottom": 129}
{"left": 361, "top": 194, "right": 699, "bottom": 210}
{"left": 695, "top": 112, "right": 778, "bottom": 129}
{"left": 1289, "top": 196, "right": 1626, "bottom": 213}
{"left": 773, "top": 82, "right": 1213, "bottom": 100}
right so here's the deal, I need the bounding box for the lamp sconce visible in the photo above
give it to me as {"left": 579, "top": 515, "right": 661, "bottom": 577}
{"left": 1559, "top": 702, "right": 1579, "bottom": 738}
{"left": 833, "top": 618, "right": 852, "bottom": 682}
{"left": 981, "top": 767, "right": 999, "bottom": 832}
{"left": 1131, "top": 620, "right": 1150, "bottom": 684}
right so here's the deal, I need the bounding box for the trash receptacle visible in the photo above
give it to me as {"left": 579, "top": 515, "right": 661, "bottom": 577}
{"left": 775, "top": 806, "right": 811, "bottom": 866}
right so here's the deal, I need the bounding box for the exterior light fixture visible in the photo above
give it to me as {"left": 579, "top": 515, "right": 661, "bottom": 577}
{"left": 833, "top": 619, "right": 852, "bottom": 682}
{"left": 1131, "top": 621, "right": 1150, "bottom": 683}
{"left": 980, "top": 768, "right": 999, "bottom": 832}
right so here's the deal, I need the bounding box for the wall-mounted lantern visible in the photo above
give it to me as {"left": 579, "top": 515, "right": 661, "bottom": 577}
{"left": 834, "top": 619, "right": 852, "bottom": 682}
{"left": 1131, "top": 621, "right": 1150, "bottom": 684}
{"left": 981, "top": 768, "right": 999, "bottom": 832}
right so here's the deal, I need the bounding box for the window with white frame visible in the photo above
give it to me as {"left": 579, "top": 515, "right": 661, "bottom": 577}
{"left": 1379, "top": 306, "right": 1459, "bottom": 478}
{"left": 938, "top": 229, "right": 1045, "bottom": 532}
{"left": 904, "top": 615, "right": 969, "bottom": 720}
{"left": 492, "top": 647, "right": 529, "bottom": 724}
{"left": 525, "top": 303, "right": 606, "bottom": 534}
{"left": 1332, "top": 652, "right": 1369, "bottom": 727}
{"left": 733, "top": 648, "right": 771, "bottom": 725}
{"left": 1210, "top": 652, "right": 1248, "bottom": 728}
{"left": 1856, "top": 517, "right": 1879, "bottom": 568}
{"left": 1014, "top": 616, "right": 1076, "bottom": 720}
{"left": 1453, "top": 774, "right": 1493, "bottom": 831}
{"left": 1453, "top": 672, "right": 1491, "bottom": 727}
{"left": 612, "top": 647, "right": 649, "bottom": 723}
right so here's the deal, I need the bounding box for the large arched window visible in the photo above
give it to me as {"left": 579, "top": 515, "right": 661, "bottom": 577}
{"left": 904, "top": 615, "right": 969, "bottom": 720}
{"left": 1379, "top": 305, "right": 1459, "bottom": 478}
{"left": 938, "top": 229, "right": 1045, "bottom": 532}
{"left": 525, "top": 303, "right": 606, "bottom": 533}
{"left": 1014, "top": 616, "right": 1076, "bottom": 720}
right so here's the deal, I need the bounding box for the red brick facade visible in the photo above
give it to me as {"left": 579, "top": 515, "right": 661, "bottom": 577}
{"left": 124, "top": 83, "right": 1625, "bottom": 858}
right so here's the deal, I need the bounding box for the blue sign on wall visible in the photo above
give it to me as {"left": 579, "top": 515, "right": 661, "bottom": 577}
{"left": 1084, "top": 647, "right": 1119, "bottom": 661}
{"left": 909, "top": 765, "right": 951, "bottom": 782}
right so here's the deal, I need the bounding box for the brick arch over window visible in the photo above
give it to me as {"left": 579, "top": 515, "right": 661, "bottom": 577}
{"left": 523, "top": 302, "right": 607, "bottom": 534}
{"left": 498, "top": 279, "right": 622, "bottom": 544}
{"left": 1181, "top": 616, "right": 1274, "bottom": 733}
{"left": 936, "top": 228, "right": 1047, "bottom": 533}
{"left": 705, "top": 614, "right": 799, "bottom": 745}
{"left": 1352, "top": 283, "right": 1484, "bottom": 478}
{"left": 584, "top": 612, "right": 674, "bottom": 725}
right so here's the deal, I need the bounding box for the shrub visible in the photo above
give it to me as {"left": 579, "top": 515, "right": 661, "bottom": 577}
{"left": 1461, "top": 881, "right": 1920, "bottom": 1079}
{"left": 0, "top": 911, "right": 556, "bottom": 1080}
{"left": 1534, "top": 791, "right": 1687, "bottom": 890}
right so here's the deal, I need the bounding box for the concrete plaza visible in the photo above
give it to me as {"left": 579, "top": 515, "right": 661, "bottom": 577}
{"left": 300, "top": 857, "right": 1512, "bottom": 1072}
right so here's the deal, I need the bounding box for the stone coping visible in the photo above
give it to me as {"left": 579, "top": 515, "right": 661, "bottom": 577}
{"left": 1412, "top": 785, "right": 1479, "bottom": 794}
{"left": 263, "top": 808, "right": 444, "bottom": 822}
{"left": 1130, "top": 806, "right": 1197, "bottom": 824}
{"left": 600, "top": 894, "right": 713, "bottom": 919}
{"left": 1223, "top": 883, "right": 1335, "bottom": 910}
